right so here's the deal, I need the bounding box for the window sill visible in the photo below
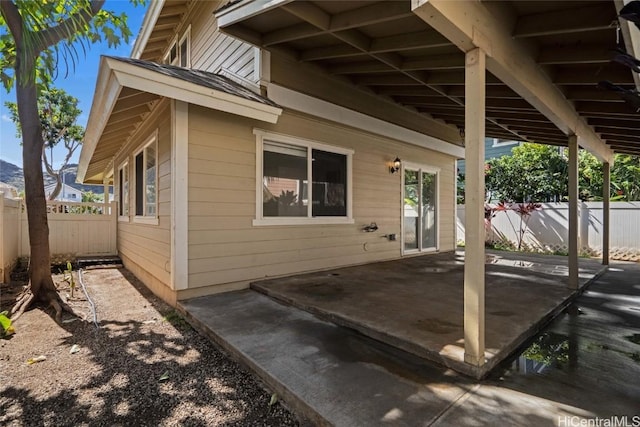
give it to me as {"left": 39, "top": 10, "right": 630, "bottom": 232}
{"left": 253, "top": 217, "right": 354, "bottom": 226}
{"left": 118, "top": 216, "right": 130, "bottom": 223}
{"left": 133, "top": 216, "right": 159, "bottom": 226}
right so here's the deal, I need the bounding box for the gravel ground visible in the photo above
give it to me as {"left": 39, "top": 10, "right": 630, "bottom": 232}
{"left": 0, "top": 267, "right": 301, "bottom": 426}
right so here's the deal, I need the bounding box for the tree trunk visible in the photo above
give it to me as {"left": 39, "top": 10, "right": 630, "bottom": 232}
{"left": 11, "top": 51, "right": 69, "bottom": 321}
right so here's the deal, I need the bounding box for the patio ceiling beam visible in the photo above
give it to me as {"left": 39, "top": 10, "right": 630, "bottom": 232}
{"left": 595, "top": 126, "right": 640, "bottom": 137}
{"left": 446, "top": 85, "right": 520, "bottom": 99}
{"left": 609, "top": 144, "right": 640, "bottom": 154}
{"left": 517, "top": 130, "right": 569, "bottom": 141}
{"left": 282, "top": 2, "right": 522, "bottom": 142}
{"left": 375, "top": 86, "right": 443, "bottom": 97}
{"left": 330, "top": 55, "right": 466, "bottom": 75}
{"left": 268, "top": 1, "right": 413, "bottom": 46}
{"left": 492, "top": 118, "right": 560, "bottom": 131}
{"left": 537, "top": 45, "right": 612, "bottom": 65}
{"left": 600, "top": 133, "right": 640, "bottom": 143}
{"left": 328, "top": 1, "right": 413, "bottom": 31}
{"left": 263, "top": 22, "right": 319, "bottom": 46}
{"left": 588, "top": 117, "right": 640, "bottom": 130}
{"left": 513, "top": 4, "right": 617, "bottom": 38}
{"left": 564, "top": 88, "right": 626, "bottom": 102}
{"left": 485, "top": 111, "right": 555, "bottom": 123}
{"left": 575, "top": 102, "right": 640, "bottom": 116}
{"left": 370, "top": 30, "right": 452, "bottom": 54}
{"left": 300, "top": 30, "right": 453, "bottom": 62}
{"left": 412, "top": 0, "right": 614, "bottom": 163}
{"left": 553, "top": 66, "right": 634, "bottom": 85}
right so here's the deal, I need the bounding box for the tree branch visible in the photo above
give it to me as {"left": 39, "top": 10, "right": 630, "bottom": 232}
{"left": 42, "top": 146, "right": 56, "bottom": 177}
{"left": 0, "top": 0, "right": 23, "bottom": 46}
{"left": 35, "top": 0, "right": 105, "bottom": 52}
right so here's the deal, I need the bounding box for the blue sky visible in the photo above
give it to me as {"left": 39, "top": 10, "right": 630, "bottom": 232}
{"left": 0, "top": 1, "right": 148, "bottom": 168}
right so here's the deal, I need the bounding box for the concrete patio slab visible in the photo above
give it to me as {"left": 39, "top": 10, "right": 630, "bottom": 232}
{"left": 178, "top": 290, "right": 475, "bottom": 426}
{"left": 251, "top": 251, "right": 605, "bottom": 378}
{"left": 178, "top": 260, "right": 640, "bottom": 426}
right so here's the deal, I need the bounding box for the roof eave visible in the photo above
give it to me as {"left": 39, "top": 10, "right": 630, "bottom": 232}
{"left": 130, "top": 0, "right": 166, "bottom": 59}
{"left": 78, "top": 57, "right": 283, "bottom": 184}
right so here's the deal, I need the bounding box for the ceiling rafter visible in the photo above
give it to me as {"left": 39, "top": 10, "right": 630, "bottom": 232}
{"left": 513, "top": 4, "right": 617, "bottom": 38}
{"left": 537, "top": 45, "right": 612, "bottom": 65}
{"left": 282, "top": 1, "right": 524, "bottom": 141}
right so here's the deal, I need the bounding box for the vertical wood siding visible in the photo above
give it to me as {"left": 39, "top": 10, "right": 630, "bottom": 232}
{"left": 186, "top": 106, "right": 457, "bottom": 293}
{"left": 114, "top": 101, "right": 172, "bottom": 291}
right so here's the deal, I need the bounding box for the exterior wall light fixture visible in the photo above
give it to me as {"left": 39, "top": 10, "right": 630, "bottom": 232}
{"left": 390, "top": 157, "right": 401, "bottom": 174}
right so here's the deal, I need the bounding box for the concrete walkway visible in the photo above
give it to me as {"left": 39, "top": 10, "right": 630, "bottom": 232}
{"left": 178, "top": 257, "right": 639, "bottom": 426}
{"left": 252, "top": 251, "right": 603, "bottom": 377}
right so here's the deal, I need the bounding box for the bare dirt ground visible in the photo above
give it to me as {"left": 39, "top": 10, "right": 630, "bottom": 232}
{"left": 0, "top": 266, "right": 300, "bottom": 426}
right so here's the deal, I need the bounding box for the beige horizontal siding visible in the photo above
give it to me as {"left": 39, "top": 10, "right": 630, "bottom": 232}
{"left": 113, "top": 101, "right": 172, "bottom": 295}
{"left": 190, "top": 1, "right": 256, "bottom": 80}
{"left": 187, "top": 106, "right": 457, "bottom": 292}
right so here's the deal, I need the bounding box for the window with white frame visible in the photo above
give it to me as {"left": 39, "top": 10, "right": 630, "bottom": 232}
{"left": 255, "top": 131, "right": 352, "bottom": 224}
{"left": 164, "top": 26, "right": 190, "bottom": 67}
{"left": 134, "top": 134, "right": 157, "bottom": 220}
{"left": 118, "top": 162, "right": 129, "bottom": 217}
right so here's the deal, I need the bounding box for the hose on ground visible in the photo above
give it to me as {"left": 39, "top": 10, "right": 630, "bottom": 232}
{"left": 78, "top": 268, "right": 99, "bottom": 329}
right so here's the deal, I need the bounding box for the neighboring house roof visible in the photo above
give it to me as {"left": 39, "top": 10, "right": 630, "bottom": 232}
{"left": 78, "top": 55, "right": 282, "bottom": 184}
{"left": 44, "top": 183, "right": 83, "bottom": 200}
{"left": 108, "top": 56, "right": 279, "bottom": 108}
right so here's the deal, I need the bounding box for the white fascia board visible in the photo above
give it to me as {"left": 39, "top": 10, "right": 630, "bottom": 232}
{"left": 267, "top": 83, "right": 465, "bottom": 159}
{"left": 130, "top": 0, "right": 166, "bottom": 59}
{"left": 77, "top": 57, "right": 123, "bottom": 183}
{"left": 216, "top": 0, "right": 293, "bottom": 28}
{"left": 107, "top": 58, "right": 282, "bottom": 123}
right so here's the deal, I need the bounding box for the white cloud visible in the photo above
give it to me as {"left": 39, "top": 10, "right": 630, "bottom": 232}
{"left": 1, "top": 114, "right": 11, "bottom": 122}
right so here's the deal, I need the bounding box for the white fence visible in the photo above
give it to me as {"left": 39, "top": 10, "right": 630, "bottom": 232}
{"left": 0, "top": 196, "right": 117, "bottom": 282}
{"left": 457, "top": 202, "right": 640, "bottom": 261}
{"left": 0, "top": 193, "right": 22, "bottom": 282}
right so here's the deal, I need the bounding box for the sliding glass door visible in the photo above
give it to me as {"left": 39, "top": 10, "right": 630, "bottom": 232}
{"left": 403, "top": 166, "right": 438, "bottom": 253}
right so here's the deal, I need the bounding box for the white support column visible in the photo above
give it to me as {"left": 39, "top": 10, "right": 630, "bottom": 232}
{"left": 568, "top": 135, "right": 579, "bottom": 290}
{"left": 602, "top": 161, "right": 610, "bottom": 266}
{"left": 171, "top": 100, "right": 189, "bottom": 291}
{"left": 463, "top": 47, "right": 486, "bottom": 367}
{"left": 103, "top": 178, "right": 110, "bottom": 212}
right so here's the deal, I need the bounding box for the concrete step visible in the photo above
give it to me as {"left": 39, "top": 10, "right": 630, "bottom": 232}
{"left": 76, "top": 255, "right": 122, "bottom": 268}
{"left": 178, "top": 290, "right": 474, "bottom": 427}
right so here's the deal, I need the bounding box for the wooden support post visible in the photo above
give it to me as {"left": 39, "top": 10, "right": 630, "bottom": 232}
{"left": 568, "top": 135, "right": 579, "bottom": 290}
{"left": 463, "top": 47, "right": 486, "bottom": 367}
{"left": 602, "top": 161, "right": 610, "bottom": 266}
{"left": 103, "top": 179, "right": 110, "bottom": 214}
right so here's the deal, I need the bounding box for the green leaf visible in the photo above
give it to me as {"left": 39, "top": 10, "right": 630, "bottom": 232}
{"left": 268, "top": 393, "right": 278, "bottom": 407}
{"left": 0, "top": 312, "right": 14, "bottom": 336}
{"left": 158, "top": 370, "right": 170, "bottom": 382}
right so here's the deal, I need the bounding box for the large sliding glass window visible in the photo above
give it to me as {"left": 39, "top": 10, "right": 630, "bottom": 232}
{"left": 403, "top": 166, "right": 438, "bottom": 253}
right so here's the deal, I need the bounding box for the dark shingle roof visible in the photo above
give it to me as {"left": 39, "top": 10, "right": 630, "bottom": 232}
{"left": 105, "top": 56, "right": 279, "bottom": 108}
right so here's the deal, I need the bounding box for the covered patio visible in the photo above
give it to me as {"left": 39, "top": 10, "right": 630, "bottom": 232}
{"left": 215, "top": 0, "right": 640, "bottom": 371}
{"left": 251, "top": 250, "right": 604, "bottom": 378}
